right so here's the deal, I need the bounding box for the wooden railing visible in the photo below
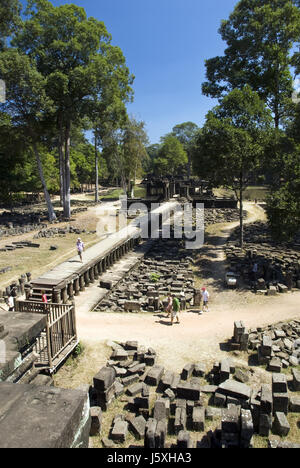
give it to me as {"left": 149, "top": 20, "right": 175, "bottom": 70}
{"left": 16, "top": 300, "right": 78, "bottom": 371}
{"left": 15, "top": 300, "right": 71, "bottom": 316}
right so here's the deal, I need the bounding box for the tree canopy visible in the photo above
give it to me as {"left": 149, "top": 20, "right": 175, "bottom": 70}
{"left": 193, "top": 86, "right": 273, "bottom": 246}
{"left": 202, "top": 0, "right": 300, "bottom": 128}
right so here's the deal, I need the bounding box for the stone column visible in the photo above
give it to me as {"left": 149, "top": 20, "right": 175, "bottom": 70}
{"left": 68, "top": 282, "right": 74, "bottom": 300}
{"left": 53, "top": 289, "right": 61, "bottom": 304}
{"left": 89, "top": 267, "right": 95, "bottom": 283}
{"left": 94, "top": 265, "right": 99, "bottom": 280}
{"left": 19, "top": 277, "right": 25, "bottom": 295}
{"left": 84, "top": 271, "right": 90, "bottom": 287}
{"left": 74, "top": 277, "right": 80, "bottom": 296}
{"left": 79, "top": 275, "right": 85, "bottom": 292}
{"left": 61, "top": 287, "right": 68, "bottom": 304}
{"left": 193, "top": 289, "right": 202, "bottom": 307}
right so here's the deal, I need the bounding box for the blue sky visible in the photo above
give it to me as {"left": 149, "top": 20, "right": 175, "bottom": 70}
{"left": 21, "top": 0, "right": 238, "bottom": 143}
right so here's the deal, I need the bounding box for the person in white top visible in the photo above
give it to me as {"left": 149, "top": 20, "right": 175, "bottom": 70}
{"left": 199, "top": 287, "right": 209, "bottom": 315}
{"left": 76, "top": 238, "right": 85, "bottom": 263}
{"left": 8, "top": 295, "right": 15, "bottom": 312}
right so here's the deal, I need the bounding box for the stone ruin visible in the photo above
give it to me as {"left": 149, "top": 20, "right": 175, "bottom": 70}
{"left": 86, "top": 338, "right": 300, "bottom": 449}
{"left": 0, "top": 307, "right": 91, "bottom": 448}
{"left": 95, "top": 238, "right": 195, "bottom": 313}
{"left": 225, "top": 222, "right": 300, "bottom": 294}
{"left": 231, "top": 320, "right": 300, "bottom": 372}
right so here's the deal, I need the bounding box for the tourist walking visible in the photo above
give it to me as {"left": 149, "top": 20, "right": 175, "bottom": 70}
{"left": 76, "top": 237, "right": 85, "bottom": 263}
{"left": 171, "top": 295, "right": 180, "bottom": 325}
{"left": 7, "top": 294, "right": 14, "bottom": 312}
{"left": 200, "top": 287, "right": 209, "bottom": 315}
{"left": 165, "top": 293, "right": 173, "bottom": 318}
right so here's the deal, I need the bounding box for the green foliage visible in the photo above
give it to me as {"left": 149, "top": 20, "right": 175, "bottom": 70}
{"left": 194, "top": 86, "right": 272, "bottom": 189}
{"left": 0, "top": 0, "right": 22, "bottom": 50}
{"left": 74, "top": 341, "right": 85, "bottom": 358}
{"left": 119, "top": 117, "right": 149, "bottom": 190}
{"left": 149, "top": 272, "right": 160, "bottom": 283}
{"left": 153, "top": 135, "right": 188, "bottom": 176}
{"left": 193, "top": 86, "right": 272, "bottom": 246}
{"left": 265, "top": 116, "right": 300, "bottom": 241}
{"left": 202, "top": 0, "right": 300, "bottom": 127}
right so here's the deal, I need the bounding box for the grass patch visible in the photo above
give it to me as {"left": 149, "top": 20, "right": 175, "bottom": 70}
{"left": 214, "top": 186, "right": 269, "bottom": 201}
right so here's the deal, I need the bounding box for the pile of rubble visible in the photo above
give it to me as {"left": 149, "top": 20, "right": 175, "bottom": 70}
{"left": 33, "top": 224, "right": 96, "bottom": 239}
{"left": 231, "top": 320, "right": 300, "bottom": 372}
{"left": 225, "top": 222, "right": 300, "bottom": 294}
{"left": 86, "top": 340, "right": 300, "bottom": 448}
{"left": 95, "top": 239, "right": 195, "bottom": 313}
{"left": 248, "top": 321, "right": 300, "bottom": 371}
{"left": 192, "top": 208, "right": 247, "bottom": 228}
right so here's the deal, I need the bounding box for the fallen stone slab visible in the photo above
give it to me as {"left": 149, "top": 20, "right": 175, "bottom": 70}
{"left": 181, "top": 363, "right": 195, "bottom": 380}
{"left": 155, "top": 420, "right": 167, "bottom": 449}
{"left": 93, "top": 367, "right": 116, "bottom": 392}
{"left": 292, "top": 369, "right": 300, "bottom": 391}
{"left": 273, "top": 392, "right": 289, "bottom": 415}
{"left": 192, "top": 407, "right": 205, "bottom": 432}
{"left": 221, "top": 404, "right": 240, "bottom": 434}
{"left": 129, "top": 415, "right": 146, "bottom": 440}
{"left": 153, "top": 398, "right": 170, "bottom": 422}
{"left": 0, "top": 382, "right": 90, "bottom": 448}
{"left": 90, "top": 407, "right": 102, "bottom": 436}
{"left": 240, "top": 409, "right": 254, "bottom": 448}
{"left": 176, "top": 381, "right": 201, "bottom": 401}
{"left": 193, "top": 362, "right": 206, "bottom": 377}
{"left": 111, "top": 420, "right": 128, "bottom": 443}
{"left": 273, "top": 412, "right": 290, "bottom": 437}
{"left": 144, "top": 418, "right": 157, "bottom": 448}
{"left": 177, "top": 430, "right": 192, "bottom": 449}
{"left": 145, "top": 365, "right": 164, "bottom": 386}
{"left": 174, "top": 406, "right": 187, "bottom": 434}
{"left": 101, "top": 437, "right": 118, "bottom": 448}
{"left": 272, "top": 374, "right": 287, "bottom": 394}
{"left": 205, "top": 406, "right": 222, "bottom": 421}
{"left": 261, "top": 384, "right": 273, "bottom": 416}
{"left": 127, "top": 382, "right": 144, "bottom": 397}
{"left": 289, "top": 396, "right": 300, "bottom": 413}
{"left": 218, "top": 379, "right": 252, "bottom": 401}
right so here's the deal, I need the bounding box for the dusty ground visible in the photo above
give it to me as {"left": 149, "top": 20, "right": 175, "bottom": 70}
{"left": 71, "top": 202, "right": 300, "bottom": 376}
{"left": 0, "top": 196, "right": 121, "bottom": 289}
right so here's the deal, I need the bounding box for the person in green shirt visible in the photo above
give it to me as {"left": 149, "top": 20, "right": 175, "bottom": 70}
{"left": 171, "top": 295, "right": 180, "bottom": 325}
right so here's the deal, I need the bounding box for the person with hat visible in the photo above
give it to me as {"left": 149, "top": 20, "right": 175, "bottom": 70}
{"left": 200, "top": 287, "right": 210, "bottom": 315}
{"left": 76, "top": 238, "right": 85, "bottom": 263}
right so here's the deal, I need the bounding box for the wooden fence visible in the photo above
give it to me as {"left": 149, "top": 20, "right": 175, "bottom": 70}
{"left": 16, "top": 300, "right": 78, "bottom": 372}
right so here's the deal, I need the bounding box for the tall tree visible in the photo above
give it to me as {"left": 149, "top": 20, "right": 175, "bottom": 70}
{"left": 0, "top": 49, "right": 57, "bottom": 220}
{"left": 265, "top": 107, "right": 300, "bottom": 241}
{"left": 193, "top": 86, "right": 272, "bottom": 247}
{"left": 119, "top": 117, "right": 149, "bottom": 197}
{"left": 0, "top": 0, "right": 21, "bottom": 50}
{"left": 171, "top": 122, "right": 199, "bottom": 177}
{"left": 154, "top": 135, "right": 188, "bottom": 177}
{"left": 16, "top": 0, "right": 133, "bottom": 218}
{"left": 202, "top": 0, "right": 300, "bottom": 128}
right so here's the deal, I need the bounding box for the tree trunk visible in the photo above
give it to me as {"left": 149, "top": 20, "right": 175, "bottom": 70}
{"left": 95, "top": 134, "right": 99, "bottom": 203}
{"left": 63, "top": 121, "right": 71, "bottom": 218}
{"left": 239, "top": 187, "right": 244, "bottom": 249}
{"left": 58, "top": 121, "right": 65, "bottom": 207}
{"left": 32, "top": 142, "right": 57, "bottom": 222}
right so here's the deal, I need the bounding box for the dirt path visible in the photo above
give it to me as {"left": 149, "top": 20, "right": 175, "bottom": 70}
{"left": 75, "top": 202, "right": 300, "bottom": 373}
